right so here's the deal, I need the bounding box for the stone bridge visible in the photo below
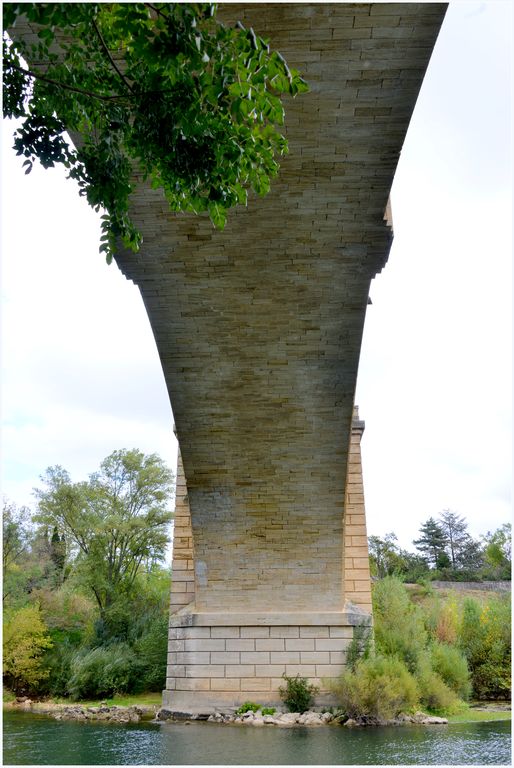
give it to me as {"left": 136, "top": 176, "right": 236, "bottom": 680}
{"left": 114, "top": 2, "right": 446, "bottom": 711}
{"left": 13, "top": 3, "right": 447, "bottom": 711}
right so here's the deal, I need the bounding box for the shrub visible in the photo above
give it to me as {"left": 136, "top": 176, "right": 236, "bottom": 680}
{"left": 279, "top": 674, "right": 318, "bottom": 713}
{"left": 66, "top": 643, "right": 144, "bottom": 699}
{"left": 430, "top": 642, "right": 471, "bottom": 700}
{"left": 459, "top": 595, "right": 511, "bottom": 699}
{"left": 332, "top": 655, "right": 419, "bottom": 721}
{"left": 345, "top": 624, "right": 372, "bottom": 672}
{"left": 235, "top": 701, "right": 260, "bottom": 715}
{"left": 3, "top": 604, "right": 53, "bottom": 693}
{"left": 133, "top": 613, "right": 168, "bottom": 691}
{"left": 416, "top": 655, "right": 460, "bottom": 713}
{"left": 261, "top": 707, "right": 276, "bottom": 716}
{"left": 417, "top": 671, "right": 460, "bottom": 713}
{"left": 40, "top": 638, "right": 77, "bottom": 697}
{"left": 372, "top": 577, "right": 427, "bottom": 672}
{"left": 425, "top": 595, "right": 460, "bottom": 645}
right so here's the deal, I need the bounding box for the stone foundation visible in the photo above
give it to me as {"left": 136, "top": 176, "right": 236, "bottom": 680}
{"left": 163, "top": 607, "right": 371, "bottom": 713}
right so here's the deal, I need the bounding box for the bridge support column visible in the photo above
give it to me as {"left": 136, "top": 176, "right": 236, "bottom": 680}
{"left": 164, "top": 409, "right": 373, "bottom": 714}
{"left": 163, "top": 607, "right": 370, "bottom": 713}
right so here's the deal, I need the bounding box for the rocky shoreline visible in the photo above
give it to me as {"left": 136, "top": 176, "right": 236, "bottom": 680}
{"left": 10, "top": 697, "right": 510, "bottom": 728}
{"left": 157, "top": 707, "right": 449, "bottom": 728}
{"left": 7, "top": 697, "right": 449, "bottom": 727}
{"left": 7, "top": 698, "right": 158, "bottom": 724}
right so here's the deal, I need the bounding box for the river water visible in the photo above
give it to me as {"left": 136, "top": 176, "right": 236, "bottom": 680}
{"left": 2, "top": 711, "right": 511, "bottom": 765}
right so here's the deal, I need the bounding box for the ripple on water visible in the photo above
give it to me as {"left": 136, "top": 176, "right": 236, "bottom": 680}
{"left": 3, "top": 711, "right": 511, "bottom": 765}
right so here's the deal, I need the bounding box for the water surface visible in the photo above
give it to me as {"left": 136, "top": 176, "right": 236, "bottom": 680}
{"left": 3, "top": 710, "right": 511, "bottom": 765}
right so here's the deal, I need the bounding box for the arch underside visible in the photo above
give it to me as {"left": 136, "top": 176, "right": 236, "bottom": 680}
{"left": 114, "top": 3, "right": 446, "bottom": 617}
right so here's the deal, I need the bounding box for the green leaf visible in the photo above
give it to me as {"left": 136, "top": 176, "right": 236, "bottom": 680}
{"left": 3, "top": 2, "right": 308, "bottom": 260}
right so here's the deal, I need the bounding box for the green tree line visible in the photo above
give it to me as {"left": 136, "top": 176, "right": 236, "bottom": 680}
{"left": 3, "top": 449, "right": 174, "bottom": 698}
{"left": 369, "top": 510, "right": 511, "bottom": 583}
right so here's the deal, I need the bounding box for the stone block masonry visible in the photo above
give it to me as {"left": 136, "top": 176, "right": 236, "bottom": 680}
{"left": 170, "top": 407, "right": 372, "bottom": 617}
{"left": 169, "top": 452, "right": 195, "bottom": 614}
{"left": 165, "top": 407, "right": 373, "bottom": 711}
{"left": 162, "top": 611, "right": 369, "bottom": 712}
{"left": 344, "top": 408, "right": 372, "bottom": 613}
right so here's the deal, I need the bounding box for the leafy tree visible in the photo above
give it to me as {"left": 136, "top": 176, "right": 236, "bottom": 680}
{"left": 1, "top": 500, "right": 56, "bottom": 607}
{"left": 438, "top": 509, "right": 470, "bottom": 569}
{"left": 34, "top": 449, "right": 173, "bottom": 624}
{"left": 368, "top": 533, "right": 402, "bottom": 579}
{"left": 3, "top": 2, "right": 308, "bottom": 261}
{"left": 454, "top": 537, "right": 484, "bottom": 573}
{"left": 3, "top": 603, "right": 53, "bottom": 693}
{"left": 413, "top": 517, "right": 448, "bottom": 569}
{"left": 482, "top": 523, "right": 511, "bottom": 580}
{"left": 2, "top": 499, "right": 30, "bottom": 581}
{"left": 50, "top": 525, "right": 66, "bottom": 581}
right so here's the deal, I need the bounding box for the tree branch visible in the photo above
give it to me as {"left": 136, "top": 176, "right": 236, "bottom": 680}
{"left": 8, "top": 61, "right": 125, "bottom": 102}
{"left": 144, "top": 3, "right": 169, "bottom": 20}
{"left": 91, "top": 17, "right": 133, "bottom": 94}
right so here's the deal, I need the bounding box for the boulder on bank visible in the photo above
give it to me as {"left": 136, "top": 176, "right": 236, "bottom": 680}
{"left": 14, "top": 702, "right": 159, "bottom": 723}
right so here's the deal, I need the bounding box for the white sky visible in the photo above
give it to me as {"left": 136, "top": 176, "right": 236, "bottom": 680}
{"left": 1, "top": 2, "right": 512, "bottom": 552}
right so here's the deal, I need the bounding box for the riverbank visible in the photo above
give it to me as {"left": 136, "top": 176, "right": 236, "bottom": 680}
{"left": 4, "top": 693, "right": 510, "bottom": 728}
{"left": 4, "top": 698, "right": 158, "bottom": 724}
{"left": 2, "top": 697, "right": 449, "bottom": 727}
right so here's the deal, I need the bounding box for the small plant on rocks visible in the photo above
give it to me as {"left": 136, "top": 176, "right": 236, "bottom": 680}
{"left": 235, "top": 701, "right": 260, "bottom": 715}
{"left": 279, "top": 674, "right": 319, "bottom": 713}
{"left": 261, "top": 707, "right": 276, "bottom": 716}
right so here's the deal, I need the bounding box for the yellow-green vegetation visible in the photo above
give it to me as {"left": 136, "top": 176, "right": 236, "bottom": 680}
{"left": 333, "top": 656, "right": 420, "bottom": 721}
{"left": 331, "top": 577, "right": 511, "bottom": 721}
{"left": 3, "top": 605, "right": 53, "bottom": 692}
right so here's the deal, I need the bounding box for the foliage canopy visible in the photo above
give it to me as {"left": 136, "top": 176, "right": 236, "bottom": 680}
{"left": 3, "top": 2, "right": 308, "bottom": 261}
{"left": 34, "top": 449, "right": 173, "bottom": 617}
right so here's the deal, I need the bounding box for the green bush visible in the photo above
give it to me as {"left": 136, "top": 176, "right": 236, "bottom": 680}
{"left": 459, "top": 595, "right": 511, "bottom": 699}
{"left": 66, "top": 643, "right": 144, "bottom": 699}
{"left": 133, "top": 613, "right": 168, "bottom": 691}
{"left": 261, "top": 707, "right": 276, "bottom": 716}
{"left": 345, "top": 624, "right": 372, "bottom": 672}
{"left": 430, "top": 642, "right": 471, "bottom": 700}
{"left": 40, "top": 638, "right": 77, "bottom": 697}
{"left": 3, "top": 604, "right": 53, "bottom": 693}
{"left": 372, "top": 577, "right": 427, "bottom": 672}
{"left": 279, "top": 674, "right": 318, "bottom": 713}
{"left": 424, "top": 594, "right": 460, "bottom": 644}
{"left": 332, "top": 655, "right": 419, "bottom": 721}
{"left": 416, "top": 655, "right": 460, "bottom": 713}
{"left": 235, "top": 701, "right": 260, "bottom": 715}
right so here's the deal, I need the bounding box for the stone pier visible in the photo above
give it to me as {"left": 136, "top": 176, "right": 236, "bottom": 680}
{"left": 164, "top": 408, "right": 372, "bottom": 712}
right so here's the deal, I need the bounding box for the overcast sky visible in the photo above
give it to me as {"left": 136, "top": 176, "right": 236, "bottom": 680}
{"left": 1, "top": 1, "right": 511, "bottom": 553}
